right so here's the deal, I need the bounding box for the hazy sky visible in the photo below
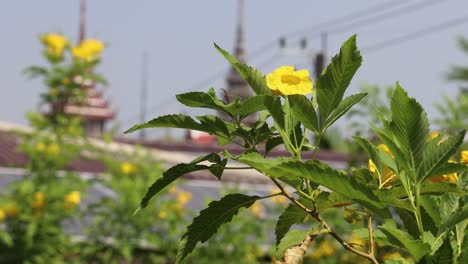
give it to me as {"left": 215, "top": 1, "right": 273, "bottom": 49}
{"left": 1, "top": 0, "right": 467, "bottom": 138}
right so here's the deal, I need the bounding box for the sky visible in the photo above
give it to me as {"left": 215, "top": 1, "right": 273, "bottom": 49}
{"left": 1, "top": 0, "right": 467, "bottom": 139}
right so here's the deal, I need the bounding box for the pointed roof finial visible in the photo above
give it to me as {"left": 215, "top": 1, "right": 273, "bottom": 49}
{"left": 234, "top": 0, "right": 245, "bottom": 63}
{"left": 78, "top": 0, "right": 86, "bottom": 44}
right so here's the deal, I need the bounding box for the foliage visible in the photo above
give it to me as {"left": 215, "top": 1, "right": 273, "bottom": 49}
{"left": 127, "top": 35, "right": 468, "bottom": 264}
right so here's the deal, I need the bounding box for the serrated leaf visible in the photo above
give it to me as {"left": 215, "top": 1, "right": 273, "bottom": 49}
{"left": 276, "top": 229, "right": 307, "bottom": 259}
{"left": 176, "top": 194, "right": 260, "bottom": 263}
{"left": 176, "top": 88, "right": 236, "bottom": 117}
{"left": 389, "top": 83, "right": 430, "bottom": 180}
{"left": 419, "top": 238, "right": 453, "bottom": 264}
{"left": 315, "top": 192, "right": 353, "bottom": 212}
{"left": 238, "top": 95, "right": 268, "bottom": 116}
{"left": 137, "top": 153, "right": 225, "bottom": 211}
{"left": 438, "top": 203, "right": 468, "bottom": 236}
{"left": 316, "top": 35, "right": 362, "bottom": 122}
{"left": 264, "top": 95, "right": 285, "bottom": 130}
{"left": 196, "top": 115, "right": 231, "bottom": 138}
{"left": 265, "top": 136, "right": 283, "bottom": 156}
{"left": 125, "top": 114, "right": 205, "bottom": 134}
{"left": 214, "top": 43, "right": 272, "bottom": 95}
{"left": 260, "top": 159, "right": 390, "bottom": 217}
{"left": 236, "top": 152, "right": 301, "bottom": 187}
{"left": 275, "top": 199, "right": 311, "bottom": 245}
{"left": 288, "top": 95, "right": 319, "bottom": 134}
{"left": 425, "top": 162, "right": 468, "bottom": 182}
{"left": 323, "top": 93, "right": 367, "bottom": 132}
{"left": 419, "top": 130, "right": 465, "bottom": 182}
{"left": 380, "top": 221, "right": 431, "bottom": 261}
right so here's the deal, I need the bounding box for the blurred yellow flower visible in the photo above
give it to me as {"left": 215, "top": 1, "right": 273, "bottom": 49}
{"left": 120, "top": 162, "right": 136, "bottom": 174}
{"left": 50, "top": 88, "right": 59, "bottom": 97}
{"left": 429, "top": 160, "right": 458, "bottom": 184}
{"left": 41, "top": 33, "right": 68, "bottom": 57}
{"left": 35, "top": 142, "right": 46, "bottom": 152}
{"left": 32, "top": 192, "right": 45, "bottom": 209}
{"left": 5, "top": 205, "right": 20, "bottom": 217}
{"left": 382, "top": 251, "right": 403, "bottom": 261}
{"left": 72, "top": 39, "right": 105, "bottom": 62}
{"left": 62, "top": 78, "right": 70, "bottom": 85}
{"left": 368, "top": 144, "right": 397, "bottom": 187}
{"left": 65, "top": 191, "right": 80, "bottom": 206}
{"left": 461, "top": 150, "right": 468, "bottom": 164}
{"left": 0, "top": 209, "right": 5, "bottom": 222}
{"left": 269, "top": 189, "right": 288, "bottom": 205}
{"left": 158, "top": 210, "right": 168, "bottom": 219}
{"left": 177, "top": 191, "right": 192, "bottom": 206}
{"left": 249, "top": 201, "right": 265, "bottom": 218}
{"left": 168, "top": 186, "right": 178, "bottom": 195}
{"left": 47, "top": 142, "right": 60, "bottom": 156}
{"left": 310, "top": 237, "right": 336, "bottom": 259}
{"left": 266, "top": 66, "right": 313, "bottom": 96}
{"left": 428, "top": 131, "right": 440, "bottom": 141}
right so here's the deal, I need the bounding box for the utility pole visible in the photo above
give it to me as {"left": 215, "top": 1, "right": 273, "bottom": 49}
{"left": 139, "top": 52, "right": 149, "bottom": 141}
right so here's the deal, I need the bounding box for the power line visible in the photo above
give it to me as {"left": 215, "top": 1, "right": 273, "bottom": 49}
{"left": 363, "top": 14, "right": 468, "bottom": 53}
{"left": 325, "top": 0, "right": 446, "bottom": 35}
{"left": 283, "top": 0, "right": 411, "bottom": 38}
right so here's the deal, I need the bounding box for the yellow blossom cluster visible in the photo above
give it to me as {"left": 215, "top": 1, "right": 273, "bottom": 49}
{"left": 41, "top": 33, "right": 68, "bottom": 57}
{"left": 31, "top": 192, "right": 45, "bottom": 210}
{"left": 72, "top": 39, "right": 105, "bottom": 62}
{"left": 35, "top": 142, "right": 60, "bottom": 156}
{"left": 266, "top": 66, "right": 313, "bottom": 96}
{"left": 249, "top": 201, "right": 265, "bottom": 218}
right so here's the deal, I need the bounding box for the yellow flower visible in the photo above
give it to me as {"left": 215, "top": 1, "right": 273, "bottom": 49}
{"left": 429, "top": 160, "right": 458, "bottom": 184}
{"left": 47, "top": 142, "right": 60, "bottom": 156}
{"left": 461, "top": 150, "right": 468, "bottom": 164}
{"left": 32, "top": 192, "right": 45, "bottom": 210}
{"left": 382, "top": 251, "right": 403, "bottom": 261}
{"left": 41, "top": 33, "right": 68, "bottom": 57}
{"left": 62, "top": 78, "right": 70, "bottom": 85}
{"left": 5, "top": 205, "right": 20, "bottom": 217}
{"left": 64, "top": 191, "right": 80, "bottom": 206}
{"left": 177, "top": 191, "right": 192, "bottom": 206}
{"left": 0, "top": 209, "right": 5, "bottom": 222}
{"left": 120, "top": 162, "right": 136, "bottom": 174}
{"left": 269, "top": 189, "right": 288, "bottom": 205}
{"left": 266, "top": 66, "right": 313, "bottom": 95}
{"left": 50, "top": 88, "right": 59, "bottom": 97}
{"left": 35, "top": 142, "right": 46, "bottom": 152}
{"left": 310, "top": 237, "right": 336, "bottom": 259}
{"left": 428, "top": 131, "right": 440, "bottom": 141}
{"left": 72, "top": 39, "right": 105, "bottom": 62}
{"left": 249, "top": 201, "right": 265, "bottom": 218}
{"left": 158, "top": 211, "right": 168, "bottom": 219}
{"left": 368, "top": 144, "right": 397, "bottom": 187}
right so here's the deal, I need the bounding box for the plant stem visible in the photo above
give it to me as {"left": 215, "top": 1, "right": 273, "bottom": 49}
{"left": 270, "top": 177, "right": 379, "bottom": 264}
{"left": 368, "top": 213, "right": 375, "bottom": 256}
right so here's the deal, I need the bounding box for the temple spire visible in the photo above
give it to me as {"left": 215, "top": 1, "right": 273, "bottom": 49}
{"left": 234, "top": 0, "right": 246, "bottom": 63}
{"left": 78, "top": 0, "right": 86, "bottom": 44}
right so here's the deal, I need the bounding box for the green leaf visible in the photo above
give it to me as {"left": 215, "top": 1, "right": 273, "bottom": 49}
{"left": 275, "top": 199, "right": 311, "bottom": 245}
{"left": 389, "top": 83, "right": 430, "bottom": 180}
{"left": 262, "top": 159, "right": 389, "bottom": 217}
{"left": 238, "top": 95, "right": 268, "bottom": 116}
{"left": 288, "top": 95, "right": 319, "bottom": 134}
{"left": 265, "top": 136, "right": 283, "bottom": 156}
{"left": 438, "top": 203, "right": 468, "bottom": 236}
{"left": 419, "top": 238, "right": 453, "bottom": 264}
{"left": 425, "top": 162, "right": 468, "bottom": 182}
{"left": 419, "top": 130, "right": 466, "bottom": 182}
{"left": 264, "top": 95, "right": 285, "bottom": 130}
{"left": 176, "top": 88, "right": 237, "bottom": 117}
{"left": 322, "top": 93, "right": 367, "bottom": 132}
{"left": 125, "top": 114, "right": 205, "bottom": 134}
{"left": 176, "top": 194, "right": 261, "bottom": 263}
{"left": 316, "top": 35, "right": 362, "bottom": 122}
{"left": 275, "top": 229, "right": 306, "bottom": 259}
{"left": 214, "top": 43, "right": 272, "bottom": 95}
{"left": 380, "top": 221, "right": 431, "bottom": 261}
{"left": 137, "top": 153, "right": 225, "bottom": 211}
{"left": 315, "top": 192, "right": 353, "bottom": 212}
{"left": 196, "top": 115, "right": 231, "bottom": 138}
{"left": 236, "top": 152, "right": 301, "bottom": 187}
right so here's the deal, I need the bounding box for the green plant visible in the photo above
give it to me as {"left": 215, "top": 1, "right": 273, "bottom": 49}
{"left": 126, "top": 35, "right": 467, "bottom": 264}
